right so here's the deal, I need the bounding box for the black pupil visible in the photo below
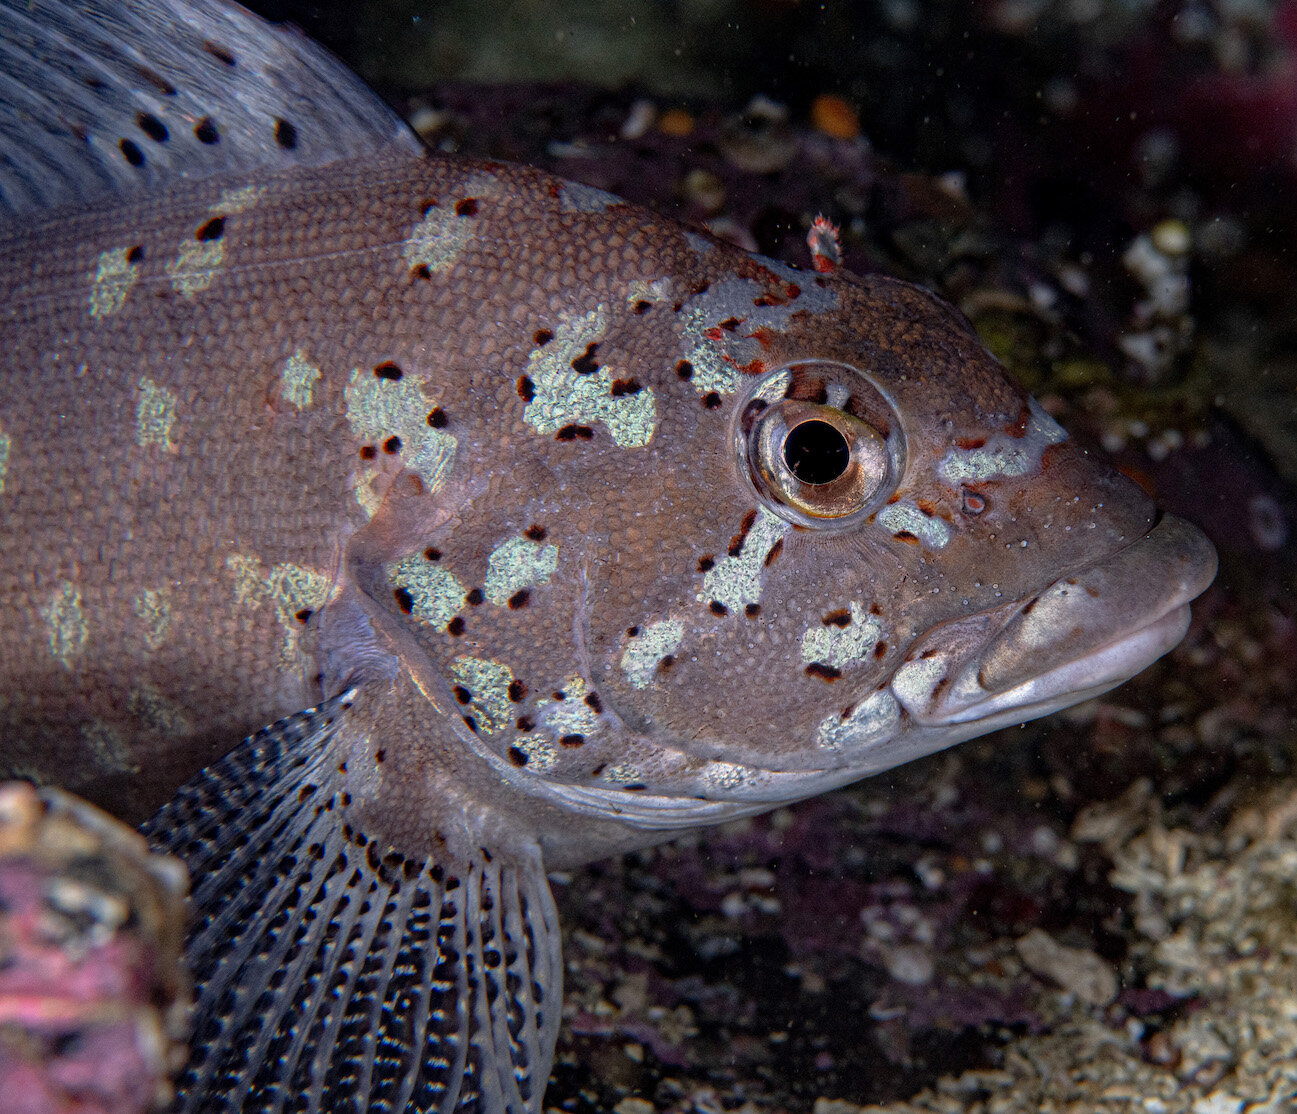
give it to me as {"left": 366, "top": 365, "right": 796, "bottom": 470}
{"left": 783, "top": 420, "right": 850, "bottom": 485}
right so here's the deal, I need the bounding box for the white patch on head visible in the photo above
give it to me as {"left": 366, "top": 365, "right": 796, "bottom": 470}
{"left": 226, "top": 555, "right": 333, "bottom": 669}
{"left": 602, "top": 762, "right": 643, "bottom": 785}
{"left": 816, "top": 689, "right": 901, "bottom": 752}
{"left": 890, "top": 655, "right": 949, "bottom": 714}
{"left": 484, "top": 536, "right": 559, "bottom": 606}
{"left": 0, "top": 427, "right": 9, "bottom": 494}
{"left": 387, "top": 557, "right": 467, "bottom": 629}
{"left": 536, "top": 677, "right": 599, "bottom": 737}
{"left": 215, "top": 185, "right": 265, "bottom": 214}
{"left": 344, "top": 367, "right": 457, "bottom": 515}
{"left": 128, "top": 682, "right": 194, "bottom": 736}
{"left": 876, "top": 501, "right": 950, "bottom": 548}
{"left": 132, "top": 588, "right": 172, "bottom": 652}
{"left": 626, "top": 277, "right": 674, "bottom": 308}
{"left": 451, "top": 656, "right": 515, "bottom": 734}
{"left": 939, "top": 398, "right": 1068, "bottom": 484}
{"left": 513, "top": 733, "right": 558, "bottom": 773}
{"left": 81, "top": 720, "right": 138, "bottom": 773}
{"left": 88, "top": 247, "right": 139, "bottom": 317}
{"left": 135, "top": 377, "right": 178, "bottom": 451}
{"left": 621, "top": 620, "right": 685, "bottom": 689}
{"left": 698, "top": 507, "right": 790, "bottom": 613}
{"left": 801, "top": 602, "right": 883, "bottom": 669}
{"left": 280, "top": 350, "right": 322, "bottom": 409}
{"left": 522, "top": 305, "right": 657, "bottom": 447}
{"left": 402, "top": 173, "right": 500, "bottom": 273}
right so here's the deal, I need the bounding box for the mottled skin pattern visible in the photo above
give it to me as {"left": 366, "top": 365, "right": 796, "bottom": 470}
{"left": 2, "top": 149, "right": 1163, "bottom": 872}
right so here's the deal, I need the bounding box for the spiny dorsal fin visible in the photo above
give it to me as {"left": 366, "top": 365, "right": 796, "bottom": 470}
{"left": 143, "top": 692, "right": 562, "bottom": 1114}
{"left": 0, "top": 0, "right": 422, "bottom": 221}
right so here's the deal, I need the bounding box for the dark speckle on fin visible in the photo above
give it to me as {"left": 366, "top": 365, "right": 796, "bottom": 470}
{"left": 0, "top": 0, "right": 422, "bottom": 221}
{"left": 142, "top": 691, "right": 561, "bottom": 1113}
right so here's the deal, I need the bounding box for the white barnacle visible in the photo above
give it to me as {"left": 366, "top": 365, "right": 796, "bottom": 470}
{"left": 484, "top": 536, "right": 558, "bottom": 606}
{"left": 387, "top": 556, "right": 467, "bottom": 629}
{"left": 521, "top": 305, "right": 657, "bottom": 447}
{"left": 801, "top": 602, "right": 883, "bottom": 669}
{"left": 698, "top": 507, "right": 789, "bottom": 613}
{"left": 876, "top": 501, "right": 950, "bottom": 549}
{"left": 621, "top": 620, "right": 685, "bottom": 689}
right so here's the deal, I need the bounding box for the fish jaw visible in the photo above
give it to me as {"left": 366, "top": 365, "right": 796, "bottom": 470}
{"left": 890, "top": 511, "right": 1217, "bottom": 733}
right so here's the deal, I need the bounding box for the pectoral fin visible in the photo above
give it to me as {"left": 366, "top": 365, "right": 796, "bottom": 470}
{"left": 142, "top": 691, "right": 562, "bottom": 1114}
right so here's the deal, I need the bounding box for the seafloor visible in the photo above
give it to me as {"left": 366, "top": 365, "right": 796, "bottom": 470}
{"left": 253, "top": 2, "right": 1297, "bottom": 1110}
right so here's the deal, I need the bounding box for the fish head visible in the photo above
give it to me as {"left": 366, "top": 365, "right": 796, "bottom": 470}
{"left": 565, "top": 266, "right": 1216, "bottom": 816}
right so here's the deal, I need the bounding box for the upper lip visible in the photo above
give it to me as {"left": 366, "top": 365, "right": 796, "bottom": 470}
{"left": 891, "top": 512, "right": 1218, "bottom": 728}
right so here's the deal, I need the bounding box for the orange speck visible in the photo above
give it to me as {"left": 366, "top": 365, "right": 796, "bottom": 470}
{"left": 657, "top": 108, "right": 695, "bottom": 137}
{"left": 811, "top": 94, "right": 860, "bottom": 140}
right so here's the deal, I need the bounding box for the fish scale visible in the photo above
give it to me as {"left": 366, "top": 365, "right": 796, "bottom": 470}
{"left": 0, "top": 2, "right": 1216, "bottom": 1111}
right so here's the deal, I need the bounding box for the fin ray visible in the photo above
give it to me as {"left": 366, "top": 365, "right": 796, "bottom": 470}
{"left": 144, "top": 692, "right": 561, "bottom": 1113}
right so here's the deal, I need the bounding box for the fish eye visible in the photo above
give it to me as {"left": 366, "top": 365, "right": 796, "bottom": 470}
{"left": 735, "top": 362, "right": 905, "bottom": 528}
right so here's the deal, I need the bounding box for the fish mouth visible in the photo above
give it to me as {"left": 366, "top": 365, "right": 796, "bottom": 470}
{"left": 890, "top": 512, "right": 1218, "bottom": 734}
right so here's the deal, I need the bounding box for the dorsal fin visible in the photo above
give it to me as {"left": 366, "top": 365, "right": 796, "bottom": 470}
{"left": 0, "top": 0, "right": 422, "bottom": 221}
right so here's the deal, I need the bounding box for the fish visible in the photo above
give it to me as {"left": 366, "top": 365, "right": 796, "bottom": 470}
{"left": 0, "top": 780, "right": 188, "bottom": 1114}
{"left": 0, "top": 0, "right": 1217, "bottom": 1110}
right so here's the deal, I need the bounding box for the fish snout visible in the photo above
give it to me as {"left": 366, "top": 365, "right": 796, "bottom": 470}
{"left": 891, "top": 512, "right": 1217, "bottom": 731}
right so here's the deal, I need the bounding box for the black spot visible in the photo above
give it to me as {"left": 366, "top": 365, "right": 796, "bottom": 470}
{"left": 426, "top": 407, "right": 448, "bottom": 428}
{"left": 675, "top": 360, "right": 694, "bottom": 380}
{"left": 462, "top": 715, "right": 478, "bottom": 732}
{"left": 412, "top": 263, "right": 432, "bottom": 280}
{"left": 703, "top": 392, "right": 723, "bottom": 409}
{"left": 874, "top": 641, "right": 888, "bottom": 658}
{"left": 633, "top": 300, "right": 652, "bottom": 315}
{"left": 560, "top": 733, "right": 585, "bottom": 748}
{"left": 193, "top": 117, "right": 220, "bottom": 145}
{"left": 119, "top": 138, "right": 145, "bottom": 167}
{"left": 822, "top": 608, "right": 852, "bottom": 628}
{"left": 894, "top": 531, "right": 919, "bottom": 544}
{"left": 294, "top": 608, "right": 312, "bottom": 623}
{"left": 195, "top": 216, "right": 225, "bottom": 242}
{"left": 709, "top": 600, "right": 728, "bottom": 616}
{"left": 745, "top": 603, "right": 761, "bottom": 617}
{"left": 516, "top": 715, "right": 535, "bottom": 731}
{"left": 507, "top": 680, "right": 527, "bottom": 702}
{"left": 446, "top": 616, "right": 465, "bottom": 636}
{"left": 125, "top": 245, "right": 144, "bottom": 264}
{"left": 610, "top": 378, "right": 641, "bottom": 397}
{"left": 555, "top": 424, "right": 593, "bottom": 441}
{"left": 467, "top": 587, "right": 484, "bottom": 606}
{"left": 626, "top": 626, "right": 640, "bottom": 637}
{"left": 455, "top": 197, "right": 479, "bottom": 216}
{"left": 517, "top": 376, "right": 535, "bottom": 402}
{"left": 690, "top": 279, "right": 711, "bottom": 296}
{"left": 533, "top": 329, "right": 554, "bottom": 346}
{"left": 659, "top": 654, "right": 676, "bottom": 673}
{"left": 717, "top": 316, "right": 741, "bottom": 331}
{"left": 135, "top": 67, "right": 176, "bottom": 96}
{"left": 525, "top": 524, "right": 547, "bottom": 541}
{"left": 202, "top": 40, "right": 236, "bottom": 65}
{"left": 509, "top": 747, "right": 528, "bottom": 767}
{"left": 571, "top": 343, "right": 601, "bottom": 375}
{"left": 453, "top": 685, "right": 472, "bottom": 705}
{"left": 421, "top": 199, "right": 438, "bottom": 216}
{"left": 805, "top": 662, "right": 842, "bottom": 681}
{"left": 136, "top": 113, "right": 168, "bottom": 143}
{"left": 508, "top": 589, "right": 531, "bottom": 609}
{"left": 763, "top": 539, "right": 784, "bottom": 567}
{"left": 374, "top": 361, "right": 403, "bottom": 380}
{"left": 274, "top": 118, "right": 298, "bottom": 150}
{"left": 584, "top": 691, "right": 603, "bottom": 713}
{"left": 375, "top": 749, "right": 386, "bottom": 763}
{"left": 383, "top": 435, "right": 401, "bottom": 454}
{"left": 359, "top": 445, "right": 377, "bottom": 460}
{"left": 424, "top": 547, "right": 441, "bottom": 561}
{"left": 552, "top": 690, "right": 566, "bottom": 701}
{"left": 962, "top": 488, "right": 988, "bottom": 515}
{"left": 728, "top": 509, "right": 757, "bottom": 557}
{"left": 697, "top": 555, "right": 715, "bottom": 573}
{"left": 392, "top": 588, "right": 414, "bottom": 614}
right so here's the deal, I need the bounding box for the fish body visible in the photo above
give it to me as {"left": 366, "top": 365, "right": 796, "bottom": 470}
{"left": 0, "top": 1, "right": 1217, "bottom": 1111}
